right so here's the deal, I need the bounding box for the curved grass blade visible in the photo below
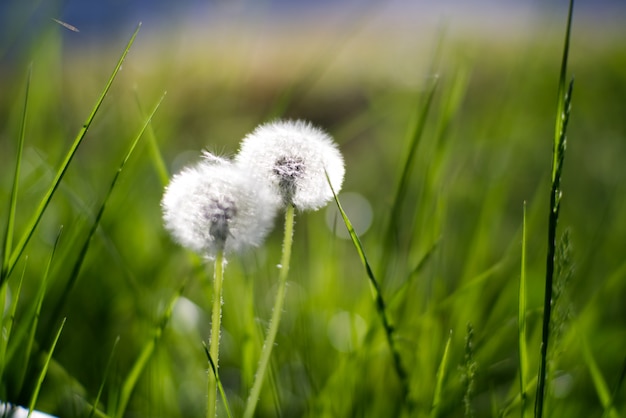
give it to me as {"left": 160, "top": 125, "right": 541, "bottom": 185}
{"left": 26, "top": 317, "right": 66, "bottom": 417}
{"left": 88, "top": 336, "right": 120, "bottom": 418}
{"left": 114, "top": 282, "right": 184, "bottom": 418}
{"left": 519, "top": 202, "right": 529, "bottom": 418}
{"left": 134, "top": 90, "right": 170, "bottom": 186}
{"left": 1, "top": 22, "right": 142, "bottom": 284}
{"left": 326, "top": 172, "right": 409, "bottom": 401}
{"left": 15, "top": 227, "right": 62, "bottom": 398}
{"left": 535, "top": 0, "right": 575, "bottom": 411}
{"left": 430, "top": 330, "right": 453, "bottom": 418}
{"left": 203, "top": 342, "right": 233, "bottom": 418}
{"left": 44, "top": 92, "right": 166, "bottom": 342}
{"left": 1, "top": 64, "right": 31, "bottom": 282}
{"left": 379, "top": 78, "right": 438, "bottom": 280}
{"left": 0, "top": 260, "right": 26, "bottom": 397}
{"left": 577, "top": 323, "right": 621, "bottom": 418}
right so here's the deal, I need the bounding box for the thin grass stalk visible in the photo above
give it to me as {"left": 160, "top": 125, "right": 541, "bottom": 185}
{"left": 0, "top": 22, "right": 142, "bottom": 284}
{"left": 430, "top": 330, "right": 452, "bottom": 418}
{"left": 115, "top": 283, "right": 183, "bottom": 418}
{"left": 44, "top": 92, "right": 165, "bottom": 344}
{"left": 535, "top": 0, "right": 575, "bottom": 414}
{"left": 16, "top": 227, "right": 62, "bottom": 399}
{"left": 207, "top": 249, "right": 225, "bottom": 418}
{"left": 326, "top": 173, "right": 409, "bottom": 401}
{"left": 0, "top": 261, "right": 25, "bottom": 396}
{"left": 576, "top": 321, "right": 621, "bottom": 418}
{"left": 1, "top": 64, "right": 31, "bottom": 281}
{"left": 134, "top": 90, "right": 170, "bottom": 186}
{"left": 519, "top": 202, "right": 529, "bottom": 418}
{"left": 26, "top": 317, "right": 65, "bottom": 418}
{"left": 203, "top": 342, "right": 233, "bottom": 418}
{"left": 88, "top": 336, "right": 120, "bottom": 418}
{"left": 379, "top": 78, "right": 438, "bottom": 281}
{"left": 243, "top": 204, "right": 295, "bottom": 418}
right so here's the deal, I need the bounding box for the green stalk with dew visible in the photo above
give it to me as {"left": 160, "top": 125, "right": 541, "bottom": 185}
{"left": 535, "top": 0, "right": 575, "bottom": 415}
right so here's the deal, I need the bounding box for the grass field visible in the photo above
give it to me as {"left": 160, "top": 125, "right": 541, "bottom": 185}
{"left": 1, "top": 2, "right": 625, "bottom": 417}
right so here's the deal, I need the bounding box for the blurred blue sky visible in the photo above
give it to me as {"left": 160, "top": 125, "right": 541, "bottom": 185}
{"left": 1, "top": 0, "right": 624, "bottom": 67}
{"left": 2, "top": 0, "right": 624, "bottom": 40}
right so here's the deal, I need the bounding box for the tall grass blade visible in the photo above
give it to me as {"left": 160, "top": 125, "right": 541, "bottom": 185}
{"left": 203, "top": 342, "right": 233, "bottom": 418}
{"left": 88, "top": 336, "right": 120, "bottom": 418}
{"left": 16, "top": 227, "right": 62, "bottom": 399}
{"left": 1, "top": 64, "right": 31, "bottom": 281}
{"left": 380, "top": 78, "right": 439, "bottom": 280}
{"left": 535, "top": 0, "right": 575, "bottom": 414}
{"left": 26, "top": 317, "right": 66, "bottom": 418}
{"left": 0, "top": 261, "right": 26, "bottom": 396}
{"left": 519, "top": 202, "right": 529, "bottom": 418}
{"left": 578, "top": 325, "right": 621, "bottom": 418}
{"left": 134, "top": 90, "right": 170, "bottom": 186}
{"left": 430, "top": 330, "right": 452, "bottom": 418}
{"left": 45, "top": 92, "right": 166, "bottom": 341}
{"left": 114, "top": 282, "right": 183, "bottom": 418}
{"left": 0, "top": 22, "right": 142, "bottom": 284}
{"left": 326, "top": 172, "right": 409, "bottom": 401}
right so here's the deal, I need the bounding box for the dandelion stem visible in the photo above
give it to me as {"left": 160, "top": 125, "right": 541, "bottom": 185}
{"left": 208, "top": 249, "right": 225, "bottom": 418}
{"left": 244, "top": 204, "right": 295, "bottom": 418}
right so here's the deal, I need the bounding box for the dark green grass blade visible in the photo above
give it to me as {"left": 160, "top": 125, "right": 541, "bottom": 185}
{"left": 203, "top": 342, "right": 233, "bottom": 418}
{"left": 430, "top": 330, "right": 452, "bottom": 418}
{"left": 15, "top": 227, "right": 62, "bottom": 398}
{"left": 0, "top": 22, "right": 142, "bottom": 284}
{"left": 88, "top": 336, "right": 120, "bottom": 418}
{"left": 379, "top": 78, "right": 438, "bottom": 280}
{"left": 44, "top": 92, "right": 166, "bottom": 341}
{"left": 27, "top": 317, "right": 66, "bottom": 417}
{"left": 535, "top": 0, "right": 575, "bottom": 415}
{"left": 326, "top": 172, "right": 409, "bottom": 401}
{"left": 1, "top": 64, "right": 31, "bottom": 280}
{"left": 114, "top": 282, "right": 183, "bottom": 418}
{"left": 519, "top": 202, "right": 529, "bottom": 418}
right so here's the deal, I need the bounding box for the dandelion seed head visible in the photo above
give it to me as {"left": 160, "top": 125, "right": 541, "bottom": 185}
{"left": 235, "top": 119, "right": 345, "bottom": 211}
{"left": 161, "top": 156, "right": 277, "bottom": 259}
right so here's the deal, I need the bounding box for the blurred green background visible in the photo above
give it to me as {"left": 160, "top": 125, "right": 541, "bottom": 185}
{"left": 1, "top": 1, "right": 625, "bottom": 416}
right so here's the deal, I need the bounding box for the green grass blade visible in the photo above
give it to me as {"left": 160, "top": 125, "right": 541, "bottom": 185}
{"left": 430, "top": 330, "right": 453, "bottom": 418}
{"left": 16, "top": 227, "right": 62, "bottom": 398}
{"left": 326, "top": 172, "right": 409, "bottom": 401}
{"left": 0, "top": 22, "right": 142, "bottom": 284}
{"left": 203, "top": 342, "right": 233, "bottom": 418}
{"left": 1, "top": 64, "right": 31, "bottom": 279}
{"left": 519, "top": 202, "right": 529, "bottom": 418}
{"left": 44, "top": 92, "right": 166, "bottom": 341}
{"left": 379, "top": 78, "right": 439, "bottom": 279}
{"left": 26, "top": 317, "right": 66, "bottom": 417}
{"left": 88, "top": 336, "right": 120, "bottom": 418}
{"left": 535, "top": 0, "right": 574, "bottom": 415}
{"left": 134, "top": 90, "right": 170, "bottom": 186}
{"left": 0, "top": 260, "right": 26, "bottom": 396}
{"left": 114, "top": 282, "right": 183, "bottom": 418}
{"left": 578, "top": 325, "right": 621, "bottom": 418}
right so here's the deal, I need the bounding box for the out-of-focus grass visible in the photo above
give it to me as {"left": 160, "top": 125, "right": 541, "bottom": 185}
{"left": 1, "top": 4, "right": 625, "bottom": 417}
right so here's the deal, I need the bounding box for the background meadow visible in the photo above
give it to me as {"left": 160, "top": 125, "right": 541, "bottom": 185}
{"left": 1, "top": 1, "right": 625, "bottom": 417}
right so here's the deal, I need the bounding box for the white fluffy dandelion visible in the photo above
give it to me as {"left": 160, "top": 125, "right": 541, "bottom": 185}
{"left": 235, "top": 119, "right": 345, "bottom": 211}
{"left": 161, "top": 155, "right": 277, "bottom": 259}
